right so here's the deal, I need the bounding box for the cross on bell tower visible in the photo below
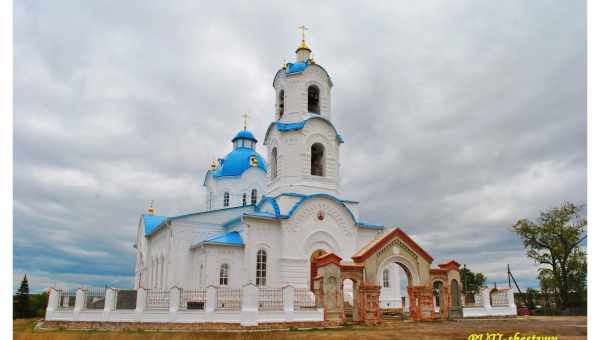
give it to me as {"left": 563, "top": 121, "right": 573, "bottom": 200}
{"left": 296, "top": 25, "right": 312, "bottom": 61}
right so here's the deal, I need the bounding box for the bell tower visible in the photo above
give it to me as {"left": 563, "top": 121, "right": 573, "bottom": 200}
{"left": 273, "top": 26, "right": 333, "bottom": 123}
{"left": 265, "top": 29, "right": 342, "bottom": 197}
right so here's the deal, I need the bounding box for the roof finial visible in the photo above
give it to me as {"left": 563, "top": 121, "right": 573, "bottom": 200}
{"left": 298, "top": 25, "right": 309, "bottom": 50}
{"left": 242, "top": 113, "right": 250, "bottom": 131}
{"left": 147, "top": 200, "right": 155, "bottom": 215}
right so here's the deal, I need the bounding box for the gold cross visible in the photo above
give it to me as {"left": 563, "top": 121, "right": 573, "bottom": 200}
{"left": 242, "top": 113, "right": 250, "bottom": 130}
{"left": 298, "top": 25, "right": 308, "bottom": 42}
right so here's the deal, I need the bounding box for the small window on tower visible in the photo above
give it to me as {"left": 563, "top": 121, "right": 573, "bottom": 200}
{"left": 308, "top": 85, "right": 320, "bottom": 114}
{"left": 251, "top": 189, "right": 258, "bottom": 205}
{"left": 278, "top": 90, "right": 285, "bottom": 119}
{"left": 271, "top": 148, "right": 278, "bottom": 179}
{"left": 223, "top": 192, "right": 230, "bottom": 207}
{"left": 311, "top": 143, "right": 325, "bottom": 176}
{"left": 242, "top": 193, "right": 247, "bottom": 206}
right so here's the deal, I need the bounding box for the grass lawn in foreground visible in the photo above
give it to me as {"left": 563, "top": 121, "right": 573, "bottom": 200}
{"left": 13, "top": 317, "right": 587, "bottom": 340}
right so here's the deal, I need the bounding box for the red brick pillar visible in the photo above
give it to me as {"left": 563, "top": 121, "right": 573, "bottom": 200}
{"left": 359, "top": 284, "right": 381, "bottom": 325}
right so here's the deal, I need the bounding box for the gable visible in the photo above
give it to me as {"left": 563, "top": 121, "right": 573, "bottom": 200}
{"left": 352, "top": 227, "right": 433, "bottom": 263}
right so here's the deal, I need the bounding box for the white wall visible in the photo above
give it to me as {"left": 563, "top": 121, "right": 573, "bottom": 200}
{"left": 265, "top": 119, "right": 341, "bottom": 197}
{"left": 205, "top": 168, "right": 267, "bottom": 211}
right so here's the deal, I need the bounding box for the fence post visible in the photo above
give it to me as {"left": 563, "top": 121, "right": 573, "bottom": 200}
{"left": 507, "top": 288, "right": 517, "bottom": 315}
{"left": 481, "top": 287, "right": 492, "bottom": 311}
{"left": 73, "top": 288, "right": 86, "bottom": 320}
{"left": 205, "top": 285, "right": 217, "bottom": 321}
{"left": 103, "top": 288, "right": 115, "bottom": 321}
{"left": 169, "top": 287, "right": 180, "bottom": 321}
{"left": 46, "top": 288, "right": 59, "bottom": 312}
{"left": 283, "top": 284, "right": 294, "bottom": 322}
{"left": 241, "top": 283, "right": 258, "bottom": 326}
{"left": 135, "top": 288, "right": 146, "bottom": 321}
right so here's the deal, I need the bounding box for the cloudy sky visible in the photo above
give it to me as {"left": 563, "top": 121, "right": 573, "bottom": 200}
{"left": 14, "top": 0, "right": 586, "bottom": 292}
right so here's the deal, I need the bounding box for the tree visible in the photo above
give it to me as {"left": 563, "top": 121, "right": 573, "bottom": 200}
{"left": 512, "top": 202, "right": 587, "bottom": 311}
{"left": 14, "top": 275, "right": 31, "bottom": 319}
{"left": 460, "top": 266, "right": 486, "bottom": 295}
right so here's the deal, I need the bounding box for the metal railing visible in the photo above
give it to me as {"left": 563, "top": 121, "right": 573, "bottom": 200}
{"left": 464, "top": 292, "right": 483, "bottom": 307}
{"left": 491, "top": 290, "right": 509, "bottom": 306}
{"left": 216, "top": 287, "right": 241, "bottom": 311}
{"left": 146, "top": 289, "right": 169, "bottom": 309}
{"left": 294, "top": 288, "right": 316, "bottom": 310}
{"left": 115, "top": 289, "right": 137, "bottom": 310}
{"left": 84, "top": 287, "right": 106, "bottom": 309}
{"left": 180, "top": 289, "right": 206, "bottom": 310}
{"left": 258, "top": 287, "right": 283, "bottom": 311}
{"left": 57, "top": 289, "right": 77, "bottom": 310}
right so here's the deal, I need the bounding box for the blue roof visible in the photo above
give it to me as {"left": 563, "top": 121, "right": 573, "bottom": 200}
{"left": 203, "top": 231, "right": 244, "bottom": 246}
{"left": 232, "top": 130, "right": 258, "bottom": 143}
{"left": 286, "top": 61, "right": 309, "bottom": 74}
{"left": 212, "top": 148, "right": 267, "bottom": 178}
{"left": 143, "top": 214, "right": 167, "bottom": 235}
{"left": 265, "top": 116, "right": 344, "bottom": 144}
{"left": 253, "top": 193, "right": 384, "bottom": 230}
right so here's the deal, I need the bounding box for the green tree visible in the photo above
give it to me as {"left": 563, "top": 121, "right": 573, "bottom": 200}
{"left": 460, "top": 266, "right": 486, "bottom": 294}
{"left": 14, "top": 275, "right": 31, "bottom": 319}
{"left": 512, "top": 202, "right": 587, "bottom": 311}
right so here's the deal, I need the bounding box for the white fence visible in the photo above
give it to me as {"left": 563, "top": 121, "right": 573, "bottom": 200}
{"left": 462, "top": 287, "right": 517, "bottom": 318}
{"left": 46, "top": 284, "right": 323, "bottom": 326}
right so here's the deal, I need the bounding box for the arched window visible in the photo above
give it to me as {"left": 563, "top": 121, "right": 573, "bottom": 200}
{"left": 271, "top": 148, "right": 278, "bottom": 179}
{"left": 256, "top": 249, "right": 267, "bottom": 286}
{"left": 251, "top": 189, "right": 258, "bottom": 205}
{"left": 223, "top": 192, "right": 230, "bottom": 207}
{"left": 278, "top": 90, "right": 285, "bottom": 118}
{"left": 242, "top": 193, "right": 247, "bottom": 206}
{"left": 383, "top": 269, "right": 390, "bottom": 288}
{"left": 219, "top": 264, "right": 229, "bottom": 286}
{"left": 308, "top": 85, "right": 320, "bottom": 114}
{"left": 310, "top": 143, "right": 325, "bottom": 176}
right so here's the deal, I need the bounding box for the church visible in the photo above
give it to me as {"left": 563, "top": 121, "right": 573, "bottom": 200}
{"left": 134, "top": 34, "right": 417, "bottom": 310}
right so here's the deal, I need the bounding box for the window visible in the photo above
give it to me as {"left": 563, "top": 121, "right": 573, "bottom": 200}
{"left": 219, "top": 264, "right": 229, "bottom": 286}
{"left": 278, "top": 90, "right": 285, "bottom": 118}
{"left": 223, "top": 192, "right": 230, "bottom": 207}
{"left": 271, "top": 148, "right": 278, "bottom": 179}
{"left": 251, "top": 189, "right": 258, "bottom": 205}
{"left": 383, "top": 269, "right": 390, "bottom": 288}
{"left": 256, "top": 249, "right": 267, "bottom": 286}
{"left": 242, "top": 193, "right": 247, "bottom": 206}
{"left": 308, "top": 85, "right": 320, "bottom": 114}
{"left": 310, "top": 143, "right": 325, "bottom": 176}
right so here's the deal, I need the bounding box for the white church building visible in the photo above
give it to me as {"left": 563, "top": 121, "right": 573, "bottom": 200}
{"left": 133, "top": 37, "right": 407, "bottom": 308}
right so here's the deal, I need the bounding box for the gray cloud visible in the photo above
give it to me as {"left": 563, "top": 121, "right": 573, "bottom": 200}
{"left": 14, "top": 0, "right": 586, "bottom": 292}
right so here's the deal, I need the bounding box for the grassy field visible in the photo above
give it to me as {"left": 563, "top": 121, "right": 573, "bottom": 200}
{"left": 14, "top": 317, "right": 587, "bottom": 340}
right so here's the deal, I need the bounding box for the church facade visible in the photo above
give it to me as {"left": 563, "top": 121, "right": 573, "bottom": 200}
{"left": 133, "top": 37, "right": 411, "bottom": 309}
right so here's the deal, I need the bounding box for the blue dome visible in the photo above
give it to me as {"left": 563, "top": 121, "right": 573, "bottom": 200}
{"left": 286, "top": 61, "right": 309, "bottom": 74}
{"left": 212, "top": 148, "right": 267, "bottom": 178}
{"left": 232, "top": 130, "right": 258, "bottom": 143}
